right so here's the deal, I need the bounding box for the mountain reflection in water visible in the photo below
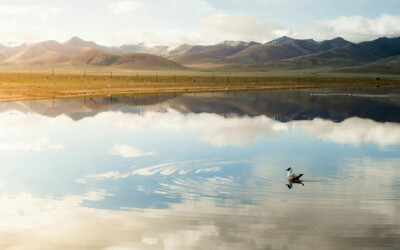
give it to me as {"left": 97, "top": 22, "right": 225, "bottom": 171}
{"left": 0, "top": 87, "right": 399, "bottom": 249}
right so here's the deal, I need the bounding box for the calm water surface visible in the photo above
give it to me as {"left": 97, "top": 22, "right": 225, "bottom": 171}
{"left": 0, "top": 87, "right": 399, "bottom": 249}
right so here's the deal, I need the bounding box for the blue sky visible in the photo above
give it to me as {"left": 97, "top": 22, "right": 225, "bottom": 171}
{"left": 0, "top": 0, "right": 399, "bottom": 46}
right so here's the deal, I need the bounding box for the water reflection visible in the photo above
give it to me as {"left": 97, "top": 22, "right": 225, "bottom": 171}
{"left": 1, "top": 86, "right": 400, "bottom": 122}
{"left": 0, "top": 87, "right": 399, "bottom": 249}
{"left": 286, "top": 179, "right": 304, "bottom": 189}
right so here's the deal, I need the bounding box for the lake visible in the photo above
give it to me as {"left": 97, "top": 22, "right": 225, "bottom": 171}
{"left": 0, "top": 87, "right": 399, "bottom": 249}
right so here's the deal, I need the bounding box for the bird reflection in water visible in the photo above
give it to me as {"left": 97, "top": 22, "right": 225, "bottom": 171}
{"left": 285, "top": 167, "right": 304, "bottom": 189}
{"left": 286, "top": 179, "right": 304, "bottom": 189}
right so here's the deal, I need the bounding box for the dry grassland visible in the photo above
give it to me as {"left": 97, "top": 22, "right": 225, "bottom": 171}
{"left": 0, "top": 72, "right": 398, "bottom": 102}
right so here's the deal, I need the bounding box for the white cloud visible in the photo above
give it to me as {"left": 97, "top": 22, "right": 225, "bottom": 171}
{"left": 195, "top": 167, "right": 220, "bottom": 173}
{"left": 109, "top": 144, "right": 154, "bottom": 158}
{"left": 86, "top": 163, "right": 176, "bottom": 181}
{"left": 0, "top": 24, "right": 45, "bottom": 46}
{"left": 0, "top": 2, "right": 397, "bottom": 46}
{"left": 86, "top": 171, "right": 121, "bottom": 180}
{"left": 196, "top": 114, "right": 400, "bottom": 147}
{"left": 302, "top": 14, "right": 400, "bottom": 42}
{"left": 105, "top": 13, "right": 400, "bottom": 45}
{"left": 82, "top": 163, "right": 173, "bottom": 182}
{"left": 201, "top": 13, "right": 284, "bottom": 43}
{"left": 98, "top": 109, "right": 400, "bottom": 147}
{"left": 83, "top": 161, "right": 227, "bottom": 183}
{"left": 75, "top": 178, "right": 87, "bottom": 184}
{"left": 0, "top": 5, "right": 60, "bottom": 20}
{"left": 107, "top": 13, "right": 286, "bottom": 46}
{"left": 297, "top": 117, "right": 400, "bottom": 146}
{"left": 108, "top": 1, "right": 143, "bottom": 14}
{"left": 107, "top": 29, "right": 203, "bottom": 47}
{"left": 98, "top": 110, "right": 287, "bottom": 146}
{"left": 198, "top": 115, "right": 287, "bottom": 146}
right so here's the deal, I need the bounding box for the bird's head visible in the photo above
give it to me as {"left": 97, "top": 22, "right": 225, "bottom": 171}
{"left": 286, "top": 167, "right": 292, "bottom": 171}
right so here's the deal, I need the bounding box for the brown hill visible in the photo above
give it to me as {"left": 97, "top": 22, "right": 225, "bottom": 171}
{"left": 0, "top": 44, "right": 27, "bottom": 61}
{"left": 227, "top": 37, "right": 350, "bottom": 65}
{"left": 71, "top": 49, "right": 184, "bottom": 69}
{"left": 119, "top": 43, "right": 169, "bottom": 56}
{"left": 64, "top": 36, "right": 125, "bottom": 54}
{"left": 64, "top": 37, "right": 170, "bottom": 56}
{"left": 168, "top": 44, "right": 193, "bottom": 56}
{"left": 258, "top": 37, "right": 400, "bottom": 71}
{"left": 167, "top": 37, "right": 349, "bottom": 67}
{"left": 4, "top": 40, "right": 89, "bottom": 65}
{"left": 64, "top": 36, "right": 100, "bottom": 48}
{"left": 71, "top": 49, "right": 119, "bottom": 66}
{"left": 168, "top": 41, "right": 259, "bottom": 65}
{"left": 335, "top": 55, "right": 400, "bottom": 74}
{"left": 114, "top": 53, "right": 183, "bottom": 68}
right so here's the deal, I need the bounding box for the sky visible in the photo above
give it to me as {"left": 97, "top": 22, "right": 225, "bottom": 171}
{"left": 0, "top": 0, "right": 399, "bottom": 46}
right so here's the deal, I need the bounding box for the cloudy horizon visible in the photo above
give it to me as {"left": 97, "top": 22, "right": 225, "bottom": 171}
{"left": 0, "top": 0, "right": 399, "bottom": 47}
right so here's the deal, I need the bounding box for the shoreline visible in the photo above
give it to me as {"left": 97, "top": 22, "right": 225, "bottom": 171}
{"left": 0, "top": 72, "right": 399, "bottom": 102}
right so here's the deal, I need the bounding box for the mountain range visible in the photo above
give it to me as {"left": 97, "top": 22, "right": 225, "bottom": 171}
{"left": 0, "top": 36, "right": 399, "bottom": 74}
